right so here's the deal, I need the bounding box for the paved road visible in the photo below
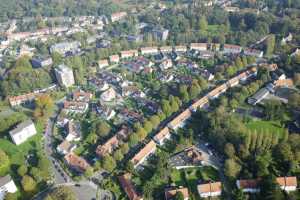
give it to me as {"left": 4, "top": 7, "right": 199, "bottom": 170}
{"left": 44, "top": 114, "right": 71, "bottom": 184}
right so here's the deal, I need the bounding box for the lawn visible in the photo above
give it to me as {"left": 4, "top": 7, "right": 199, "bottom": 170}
{"left": 246, "top": 120, "right": 286, "bottom": 138}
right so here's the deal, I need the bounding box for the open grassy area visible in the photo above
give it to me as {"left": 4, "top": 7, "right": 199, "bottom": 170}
{"left": 246, "top": 120, "right": 286, "bottom": 138}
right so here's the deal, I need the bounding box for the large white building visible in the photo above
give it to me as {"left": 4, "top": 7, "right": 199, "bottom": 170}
{"left": 9, "top": 120, "right": 37, "bottom": 145}
{"left": 55, "top": 64, "right": 75, "bottom": 88}
{"left": 0, "top": 175, "right": 18, "bottom": 200}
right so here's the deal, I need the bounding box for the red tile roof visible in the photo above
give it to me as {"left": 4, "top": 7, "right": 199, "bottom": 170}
{"left": 64, "top": 153, "right": 90, "bottom": 172}
{"left": 168, "top": 109, "right": 192, "bottom": 129}
{"left": 154, "top": 127, "right": 170, "bottom": 143}
{"left": 131, "top": 140, "right": 156, "bottom": 166}
{"left": 276, "top": 177, "right": 297, "bottom": 187}
{"left": 118, "top": 173, "right": 143, "bottom": 200}
{"left": 198, "top": 182, "right": 222, "bottom": 193}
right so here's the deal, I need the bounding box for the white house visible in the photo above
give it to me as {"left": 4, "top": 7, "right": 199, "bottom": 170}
{"left": 197, "top": 182, "right": 222, "bottom": 198}
{"left": 9, "top": 120, "right": 37, "bottom": 145}
{"left": 57, "top": 140, "right": 77, "bottom": 155}
{"left": 276, "top": 177, "right": 297, "bottom": 192}
{"left": 0, "top": 175, "right": 18, "bottom": 200}
{"left": 55, "top": 64, "right": 75, "bottom": 88}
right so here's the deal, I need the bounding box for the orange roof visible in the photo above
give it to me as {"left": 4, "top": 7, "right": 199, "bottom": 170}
{"left": 190, "top": 96, "right": 209, "bottom": 110}
{"left": 73, "top": 91, "right": 92, "bottom": 102}
{"left": 120, "top": 50, "right": 138, "bottom": 56}
{"left": 154, "top": 127, "right": 170, "bottom": 142}
{"left": 198, "top": 182, "right": 222, "bottom": 193}
{"left": 118, "top": 173, "right": 143, "bottom": 200}
{"left": 64, "top": 153, "right": 90, "bottom": 172}
{"left": 274, "top": 79, "right": 293, "bottom": 87}
{"left": 96, "top": 135, "right": 119, "bottom": 157}
{"left": 165, "top": 188, "right": 189, "bottom": 200}
{"left": 190, "top": 43, "right": 208, "bottom": 48}
{"left": 8, "top": 93, "right": 36, "bottom": 105}
{"left": 276, "top": 177, "right": 297, "bottom": 187}
{"left": 208, "top": 84, "right": 228, "bottom": 98}
{"left": 131, "top": 140, "right": 156, "bottom": 166}
{"left": 168, "top": 109, "right": 192, "bottom": 129}
{"left": 237, "top": 179, "right": 260, "bottom": 189}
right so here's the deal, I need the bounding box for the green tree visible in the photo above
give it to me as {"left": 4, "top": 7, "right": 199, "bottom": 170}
{"left": 199, "top": 16, "right": 208, "bottom": 31}
{"left": 265, "top": 35, "right": 275, "bottom": 57}
{"left": 149, "top": 115, "right": 160, "bottom": 129}
{"left": 224, "top": 159, "right": 241, "bottom": 178}
{"left": 21, "top": 175, "right": 37, "bottom": 192}
{"left": 84, "top": 167, "right": 94, "bottom": 178}
{"left": 101, "top": 155, "right": 116, "bottom": 172}
{"left": 45, "top": 186, "right": 76, "bottom": 200}
{"left": 179, "top": 85, "right": 189, "bottom": 103}
{"left": 0, "top": 149, "right": 10, "bottom": 176}
{"left": 174, "top": 191, "right": 184, "bottom": 200}
{"left": 96, "top": 121, "right": 111, "bottom": 137}
{"left": 224, "top": 143, "right": 235, "bottom": 158}
{"left": 143, "top": 120, "right": 153, "bottom": 133}
{"left": 33, "top": 94, "right": 54, "bottom": 120}
{"left": 17, "top": 165, "right": 28, "bottom": 177}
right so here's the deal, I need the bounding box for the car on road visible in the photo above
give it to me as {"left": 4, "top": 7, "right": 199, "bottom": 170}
{"left": 75, "top": 184, "right": 81, "bottom": 187}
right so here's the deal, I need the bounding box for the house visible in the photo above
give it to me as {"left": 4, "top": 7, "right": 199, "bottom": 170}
{"left": 236, "top": 179, "right": 260, "bottom": 193}
{"left": 66, "top": 121, "right": 81, "bottom": 142}
{"left": 98, "top": 59, "right": 109, "bottom": 69}
{"left": 160, "top": 46, "right": 173, "bottom": 53}
{"left": 207, "top": 84, "right": 228, "bottom": 99}
{"left": 243, "top": 48, "right": 263, "bottom": 58}
{"left": 153, "top": 127, "right": 171, "bottom": 145}
{"left": 168, "top": 109, "right": 192, "bottom": 130}
{"left": 227, "top": 76, "right": 240, "bottom": 87}
{"left": 8, "top": 93, "right": 36, "bottom": 107}
{"left": 55, "top": 64, "right": 75, "bottom": 88}
{"left": 118, "top": 173, "right": 143, "bottom": 200}
{"left": 152, "top": 27, "right": 169, "bottom": 41}
{"left": 96, "top": 127, "right": 129, "bottom": 157}
{"left": 198, "top": 51, "right": 215, "bottom": 59}
{"left": 100, "top": 87, "right": 117, "bottom": 102}
{"left": 174, "top": 45, "right": 187, "bottom": 52}
{"left": 88, "top": 78, "right": 109, "bottom": 91}
{"left": 274, "top": 79, "right": 294, "bottom": 88}
{"left": 201, "top": 70, "right": 214, "bottom": 81}
{"left": 64, "top": 153, "right": 90, "bottom": 173}
{"left": 276, "top": 177, "right": 297, "bottom": 192}
{"left": 223, "top": 44, "right": 242, "bottom": 54}
{"left": 96, "top": 39, "right": 111, "bottom": 48}
{"left": 159, "top": 59, "right": 173, "bottom": 70}
{"left": 0, "top": 175, "right": 17, "bottom": 200}
{"left": 96, "top": 102, "right": 116, "bottom": 120}
{"left": 50, "top": 41, "right": 81, "bottom": 56}
{"left": 224, "top": 6, "right": 240, "bottom": 12}
{"left": 197, "top": 182, "right": 222, "bottom": 198}
{"left": 111, "top": 12, "right": 127, "bottom": 23}
{"left": 190, "top": 43, "right": 208, "bottom": 51}
{"left": 127, "top": 35, "right": 143, "bottom": 43}
{"left": 109, "top": 54, "right": 120, "bottom": 64}
{"left": 120, "top": 50, "right": 139, "bottom": 59}
{"left": 31, "top": 56, "right": 53, "bottom": 68}
{"left": 123, "top": 57, "right": 153, "bottom": 73}
{"left": 247, "top": 88, "right": 269, "bottom": 105}
{"left": 122, "top": 86, "right": 145, "bottom": 98}
{"left": 9, "top": 120, "right": 37, "bottom": 145}
{"left": 131, "top": 140, "right": 157, "bottom": 168}
{"left": 57, "top": 140, "right": 77, "bottom": 155}
{"left": 119, "top": 109, "right": 144, "bottom": 123}
{"left": 190, "top": 96, "right": 209, "bottom": 111}
{"left": 63, "top": 101, "right": 89, "bottom": 113}
{"left": 140, "top": 47, "right": 159, "bottom": 55}
{"left": 73, "top": 90, "right": 92, "bottom": 102}
{"left": 281, "top": 33, "right": 293, "bottom": 45}
{"left": 165, "top": 187, "right": 189, "bottom": 200}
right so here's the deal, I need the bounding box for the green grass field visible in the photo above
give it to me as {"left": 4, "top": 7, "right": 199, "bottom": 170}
{"left": 246, "top": 120, "right": 285, "bottom": 138}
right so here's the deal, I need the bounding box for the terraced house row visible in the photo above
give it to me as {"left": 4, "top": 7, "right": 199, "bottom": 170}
{"left": 128, "top": 66, "right": 258, "bottom": 169}
{"left": 96, "top": 43, "right": 263, "bottom": 66}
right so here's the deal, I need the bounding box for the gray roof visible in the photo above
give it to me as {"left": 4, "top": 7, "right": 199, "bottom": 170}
{"left": 252, "top": 88, "right": 269, "bottom": 101}
{"left": 0, "top": 175, "right": 12, "bottom": 186}
{"left": 9, "top": 120, "right": 34, "bottom": 136}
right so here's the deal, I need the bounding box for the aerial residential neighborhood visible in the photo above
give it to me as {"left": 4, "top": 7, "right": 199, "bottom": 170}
{"left": 0, "top": 0, "right": 299, "bottom": 200}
